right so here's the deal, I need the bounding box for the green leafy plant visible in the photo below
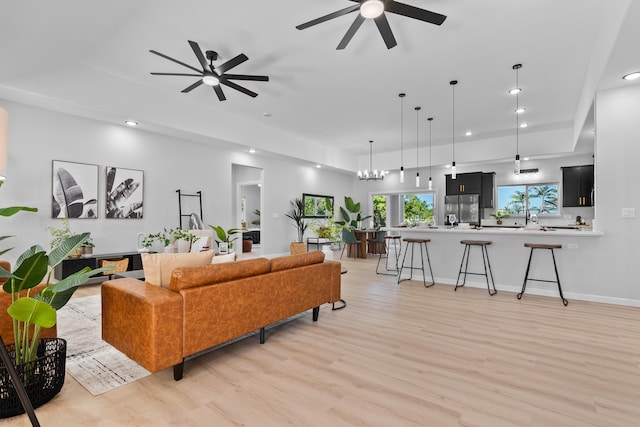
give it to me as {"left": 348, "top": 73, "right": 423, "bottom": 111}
{"left": 308, "top": 217, "right": 345, "bottom": 246}
{"left": 285, "top": 198, "right": 308, "bottom": 242}
{"left": 2, "top": 234, "right": 113, "bottom": 364}
{"left": 490, "top": 210, "right": 511, "bottom": 220}
{"left": 336, "top": 196, "right": 372, "bottom": 229}
{"left": 1, "top": 181, "right": 112, "bottom": 365}
{"left": 209, "top": 225, "right": 244, "bottom": 249}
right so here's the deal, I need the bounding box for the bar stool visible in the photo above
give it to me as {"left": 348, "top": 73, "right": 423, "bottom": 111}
{"left": 398, "top": 238, "right": 434, "bottom": 288}
{"left": 454, "top": 240, "right": 497, "bottom": 296}
{"left": 376, "top": 234, "right": 401, "bottom": 275}
{"left": 517, "top": 243, "right": 568, "bottom": 306}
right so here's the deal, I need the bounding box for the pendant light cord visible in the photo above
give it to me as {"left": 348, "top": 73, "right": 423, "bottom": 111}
{"left": 415, "top": 107, "right": 420, "bottom": 169}
{"left": 428, "top": 117, "right": 433, "bottom": 178}
{"left": 450, "top": 81, "right": 457, "bottom": 162}
{"left": 400, "top": 93, "right": 405, "bottom": 168}
{"left": 516, "top": 66, "right": 520, "bottom": 156}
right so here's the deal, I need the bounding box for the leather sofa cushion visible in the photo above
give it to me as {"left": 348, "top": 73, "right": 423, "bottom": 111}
{"left": 270, "top": 251, "right": 325, "bottom": 273}
{"left": 169, "top": 257, "right": 270, "bottom": 292}
{"left": 142, "top": 250, "right": 214, "bottom": 288}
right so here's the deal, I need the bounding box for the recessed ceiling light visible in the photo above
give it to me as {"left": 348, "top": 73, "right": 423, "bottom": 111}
{"left": 519, "top": 123, "right": 529, "bottom": 128}
{"left": 523, "top": 157, "right": 530, "bottom": 161}
{"left": 263, "top": 112, "right": 272, "bottom": 117}
{"left": 445, "top": 164, "right": 451, "bottom": 168}
{"left": 509, "top": 87, "right": 521, "bottom": 95}
{"left": 124, "top": 120, "right": 138, "bottom": 127}
{"left": 316, "top": 164, "right": 321, "bottom": 168}
{"left": 465, "top": 131, "right": 473, "bottom": 136}
{"left": 249, "top": 149, "right": 256, "bottom": 154}
{"left": 515, "top": 107, "right": 526, "bottom": 114}
{"left": 623, "top": 72, "right": 640, "bottom": 81}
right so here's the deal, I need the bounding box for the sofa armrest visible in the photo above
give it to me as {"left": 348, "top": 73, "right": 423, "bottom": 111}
{"left": 101, "top": 278, "right": 183, "bottom": 373}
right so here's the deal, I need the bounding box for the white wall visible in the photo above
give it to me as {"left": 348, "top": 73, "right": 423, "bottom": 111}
{"left": 592, "top": 83, "right": 640, "bottom": 301}
{"left": 0, "top": 100, "right": 354, "bottom": 263}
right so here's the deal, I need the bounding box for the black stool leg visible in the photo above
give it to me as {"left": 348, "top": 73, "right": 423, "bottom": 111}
{"left": 423, "top": 241, "right": 435, "bottom": 288}
{"left": 398, "top": 241, "right": 410, "bottom": 284}
{"left": 517, "top": 248, "right": 534, "bottom": 300}
{"left": 482, "top": 245, "right": 497, "bottom": 296}
{"left": 455, "top": 244, "right": 469, "bottom": 291}
{"left": 551, "top": 249, "right": 568, "bottom": 306}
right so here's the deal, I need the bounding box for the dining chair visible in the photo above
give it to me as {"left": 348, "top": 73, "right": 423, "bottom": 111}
{"left": 340, "top": 228, "right": 361, "bottom": 260}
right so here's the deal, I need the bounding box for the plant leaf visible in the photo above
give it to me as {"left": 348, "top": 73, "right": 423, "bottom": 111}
{"left": 48, "top": 233, "right": 90, "bottom": 268}
{"left": 105, "top": 167, "right": 116, "bottom": 194}
{"left": 0, "top": 206, "right": 38, "bottom": 217}
{"left": 8, "top": 297, "right": 57, "bottom": 328}
{"left": 4, "top": 251, "right": 48, "bottom": 294}
{"left": 53, "top": 167, "right": 84, "bottom": 218}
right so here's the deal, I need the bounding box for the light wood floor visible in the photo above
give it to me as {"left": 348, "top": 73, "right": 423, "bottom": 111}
{"left": 4, "top": 256, "right": 640, "bottom": 426}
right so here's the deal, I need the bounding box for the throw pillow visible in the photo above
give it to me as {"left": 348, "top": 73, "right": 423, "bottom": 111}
{"left": 211, "top": 252, "right": 236, "bottom": 264}
{"left": 142, "top": 250, "right": 213, "bottom": 288}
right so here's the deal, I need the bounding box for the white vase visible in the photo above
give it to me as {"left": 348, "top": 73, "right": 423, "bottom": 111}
{"left": 176, "top": 239, "right": 191, "bottom": 253}
{"left": 164, "top": 243, "right": 177, "bottom": 253}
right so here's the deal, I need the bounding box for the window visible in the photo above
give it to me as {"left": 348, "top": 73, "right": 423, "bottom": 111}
{"left": 371, "top": 191, "right": 437, "bottom": 227}
{"left": 497, "top": 183, "right": 559, "bottom": 216}
{"left": 404, "top": 193, "right": 435, "bottom": 222}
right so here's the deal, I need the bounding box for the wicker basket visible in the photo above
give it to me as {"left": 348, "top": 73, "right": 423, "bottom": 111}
{"left": 289, "top": 242, "right": 307, "bottom": 255}
{"left": 0, "top": 338, "right": 66, "bottom": 418}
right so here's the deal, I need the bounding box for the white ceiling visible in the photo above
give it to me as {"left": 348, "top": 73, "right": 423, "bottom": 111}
{"left": 0, "top": 1, "right": 638, "bottom": 172}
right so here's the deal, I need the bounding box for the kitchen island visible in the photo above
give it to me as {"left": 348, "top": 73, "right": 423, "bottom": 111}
{"left": 385, "top": 226, "right": 603, "bottom": 302}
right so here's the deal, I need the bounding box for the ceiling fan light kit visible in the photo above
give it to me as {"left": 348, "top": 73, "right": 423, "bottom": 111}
{"left": 360, "top": 0, "right": 384, "bottom": 18}
{"left": 296, "top": 0, "right": 447, "bottom": 50}
{"left": 150, "top": 40, "right": 269, "bottom": 101}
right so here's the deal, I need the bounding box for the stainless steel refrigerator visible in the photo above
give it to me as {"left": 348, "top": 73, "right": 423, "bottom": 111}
{"left": 445, "top": 194, "right": 480, "bottom": 225}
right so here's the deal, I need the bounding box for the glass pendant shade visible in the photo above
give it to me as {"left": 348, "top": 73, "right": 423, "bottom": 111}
{"left": 416, "top": 173, "right": 420, "bottom": 187}
{"left": 450, "top": 80, "right": 458, "bottom": 180}
{"left": 428, "top": 177, "right": 432, "bottom": 190}
{"left": 400, "top": 167, "right": 404, "bottom": 183}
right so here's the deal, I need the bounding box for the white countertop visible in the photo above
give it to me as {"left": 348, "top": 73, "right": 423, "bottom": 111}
{"left": 385, "top": 226, "right": 603, "bottom": 238}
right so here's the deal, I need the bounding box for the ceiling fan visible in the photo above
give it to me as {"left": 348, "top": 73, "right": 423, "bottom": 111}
{"left": 149, "top": 40, "right": 269, "bottom": 101}
{"left": 296, "top": 0, "right": 446, "bottom": 50}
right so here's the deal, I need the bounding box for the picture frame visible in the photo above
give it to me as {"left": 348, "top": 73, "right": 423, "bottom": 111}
{"left": 302, "top": 193, "right": 334, "bottom": 218}
{"left": 105, "top": 166, "right": 144, "bottom": 218}
{"left": 52, "top": 160, "right": 98, "bottom": 218}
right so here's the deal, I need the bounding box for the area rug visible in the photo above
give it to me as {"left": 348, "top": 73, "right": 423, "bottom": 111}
{"left": 57, "top": 294, "right": 150, "bottom": 396}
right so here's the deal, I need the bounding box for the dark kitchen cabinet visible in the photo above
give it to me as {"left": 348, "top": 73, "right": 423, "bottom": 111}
{"left": 481, "top": 172, "right": 495, "bottom": 208}
{"left": 445, "top": 172, "right": 483, "bottom": 195}
{"left": 562, "top": 165, "right": 594, "bottom": 207}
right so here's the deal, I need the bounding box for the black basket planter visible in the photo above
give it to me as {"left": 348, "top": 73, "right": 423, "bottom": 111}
{"left": 0, "top": 338, "right": 66, "bottom": 418}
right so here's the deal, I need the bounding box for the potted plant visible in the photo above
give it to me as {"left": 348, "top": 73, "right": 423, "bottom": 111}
{"left": 490, "top": 210, "right": 510, "bottom": 225}
{"left": 0, "top": 181, "right": 112, "bottom": 416}
{"left": 336, "top": 196, "right": 372, "bottom": 229}
{"left": 141, "top": 228, "right": 181, "bottom": 253}
{"left": 172, "top": 228, "right": 198, "bottom": 253}
{"left": 209, "top": 225, "right": 244, "bottom": 253}
{"left": 46, "top": 218, "right": 94, "bottom": 258}
{"left": 285, "top": 198, "right": 308, "bottom": 254}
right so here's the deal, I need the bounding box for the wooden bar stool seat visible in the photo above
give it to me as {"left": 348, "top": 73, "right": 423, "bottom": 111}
{"left": 455, "top": 240, "right": 497, "bottom": 296}
{"left": 398, "top": 238, "right": 435, "bottom": 288}
{"left": 517, "top": 243, "right": 567, "bottom": 306}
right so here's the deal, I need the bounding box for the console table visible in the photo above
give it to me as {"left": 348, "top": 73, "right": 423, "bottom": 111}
{"left": 54, "top": 251, "right": 145, "bottom": 280}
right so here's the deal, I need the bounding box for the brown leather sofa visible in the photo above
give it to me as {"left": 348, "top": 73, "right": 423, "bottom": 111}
{"left": 0, "top": 260, "right": 57, "bottom": 344}
{"left": 101, "top": 251, "right": 341, "bottom": 380}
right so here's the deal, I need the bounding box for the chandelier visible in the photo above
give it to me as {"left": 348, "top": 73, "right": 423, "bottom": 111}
{"left": 357, "top": 140, "right": 385, "bottom": 181}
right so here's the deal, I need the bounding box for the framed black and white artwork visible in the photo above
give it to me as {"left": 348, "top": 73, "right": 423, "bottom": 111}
{"left": 105, "top": 166, "right": 144, "bottom": 219}
{"left": 52, "top": 160, "right": 99, "bottom": 219}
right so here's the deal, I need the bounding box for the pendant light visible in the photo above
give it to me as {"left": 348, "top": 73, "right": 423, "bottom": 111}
{"left": 512, "top": 64, "right": 522, "bottom": 175}
{"left": 427, "top": 117, "right": 433, "bottom": 190}
{"left": 415, "top": 106, "right": 421, "bottom": 187}
{"left": 450, "top": 80, "right": 458, "bottom": 179}
{"left": 357, "top": 140, "right": 385, "bottom": 181}
{"left": 399, "top": 93, "right": 406, "bottom": 183}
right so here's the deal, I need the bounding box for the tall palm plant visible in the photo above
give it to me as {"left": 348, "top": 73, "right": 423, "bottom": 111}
{"left": 285, "top": 198, "right": 307, "bottom": 242}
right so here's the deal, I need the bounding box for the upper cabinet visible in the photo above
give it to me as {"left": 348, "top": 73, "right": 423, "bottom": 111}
{"left": 445, "top": 172, "right": 483, "bottom": 195}
{"left": 481, "top": 172, "right": 495, "bottom": 209}
{"left": 562, "top": 165, "right": 594, "bottom": 207}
